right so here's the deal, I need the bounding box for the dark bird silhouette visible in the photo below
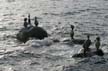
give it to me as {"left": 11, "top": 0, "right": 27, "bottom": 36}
{"left": 70, "top": 25, "right": 74, "bottom": 39}
{"left": 95, "top": 36, "right": 100, "bottom": 51}
{"left": 23, "top": 18, "right": 28, "bottom": 28}
{"left": 83, "top": 35, "right": 92, "bottom": 56}
{"left": 34, "top": 17, "right": 39, "bottom": 27}
{"left": 28, "top": 14, "right": 32, "bottom": 26}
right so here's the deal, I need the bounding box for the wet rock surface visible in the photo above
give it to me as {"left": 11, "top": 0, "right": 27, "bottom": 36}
{"left": 16, "top": 26, "right": 48, "bottom": 43}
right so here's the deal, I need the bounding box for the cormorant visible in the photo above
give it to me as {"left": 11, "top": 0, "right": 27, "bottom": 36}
{"left": 70, "top": 25, "right": 74, "bottom": 39}
{"left": 34, "top": 17, "right": 39, "bottom": 27}
{"left": 83, "top": 35, "right": 92, "bottom": 56}
{"left": 23, "top": 18, "right": 28, "bottom": 28}
{"left": 28, "top": 14, "right": 32, "bottom": 26}
{"left": 95, "top": 37, "right": 100, "bottom": 51}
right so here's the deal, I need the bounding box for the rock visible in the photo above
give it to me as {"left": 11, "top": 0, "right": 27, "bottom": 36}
{"left": 72, "top": 48, "right": 104, "bottom": 58}
{"left": 16, "top": 28, "right": 29, "bottom": 43}
{"left": 53, "top": 39, "right": 60, "bottom": 43}
{"left": 72, "top": 53, "right": 92, "bottom": 58}
{"left": 72, "top": 39, "right": 85, "bottom": 44}
{"left": 16, "top": 26, "right": 48, "bottom": 43}
{"left": 94, "top": 49, "right": 104, "bottom": 56}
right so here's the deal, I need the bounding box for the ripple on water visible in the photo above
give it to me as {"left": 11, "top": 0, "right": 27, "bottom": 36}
{"left": 0, "top": 0, "right": 108, "bottom": 71}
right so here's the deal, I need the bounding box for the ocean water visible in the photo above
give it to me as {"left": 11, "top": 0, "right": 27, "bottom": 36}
{"left": 0, "top": 0, "right": 108, "bottom": 71}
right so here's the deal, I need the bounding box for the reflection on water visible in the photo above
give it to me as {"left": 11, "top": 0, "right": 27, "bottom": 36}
{"left": 0, "top": 0, "right": 108, "bottom": 71}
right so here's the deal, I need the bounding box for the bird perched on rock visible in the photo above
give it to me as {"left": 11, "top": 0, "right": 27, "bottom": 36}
{"left": 70, "top": 25, "right": 74, "bottom": 39}
{"left": 28, "top": 14, "right": 32, "bottom": 26}
{"left": 95, "top": 36, "right": 100, "bottom": 51}
{"left": 23, "top": 18, "right": 28, "bottom": 28}
{"left": 34, "top": 17, "right": 39, "bottom": 27}
{"left": 83, "top": 35, "right": 92, "bottom": 56}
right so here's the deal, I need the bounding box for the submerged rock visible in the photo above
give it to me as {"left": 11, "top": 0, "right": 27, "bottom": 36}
{"left": 62, "top": 38, "right": 85, "bottom": 45}
{"left": 16, "top": 26, "right": 48, "bottom": 43}
{"left": 72, "top": 39, "right": 85, "bottom": 44}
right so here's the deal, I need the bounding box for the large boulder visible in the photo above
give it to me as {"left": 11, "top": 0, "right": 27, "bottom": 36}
{"left": 16, "top": 26, "right": 48, "bottom": 43}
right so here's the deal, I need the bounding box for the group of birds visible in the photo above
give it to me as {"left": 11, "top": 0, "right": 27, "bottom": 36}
{"left": 70, "top": 25, "right": 102, "bottom": 56}
{"left": 21, "top": 14, "right": 103, "bottom": 56}
{"left": 23, "top": 14, "right": 39, "bottom": 28}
